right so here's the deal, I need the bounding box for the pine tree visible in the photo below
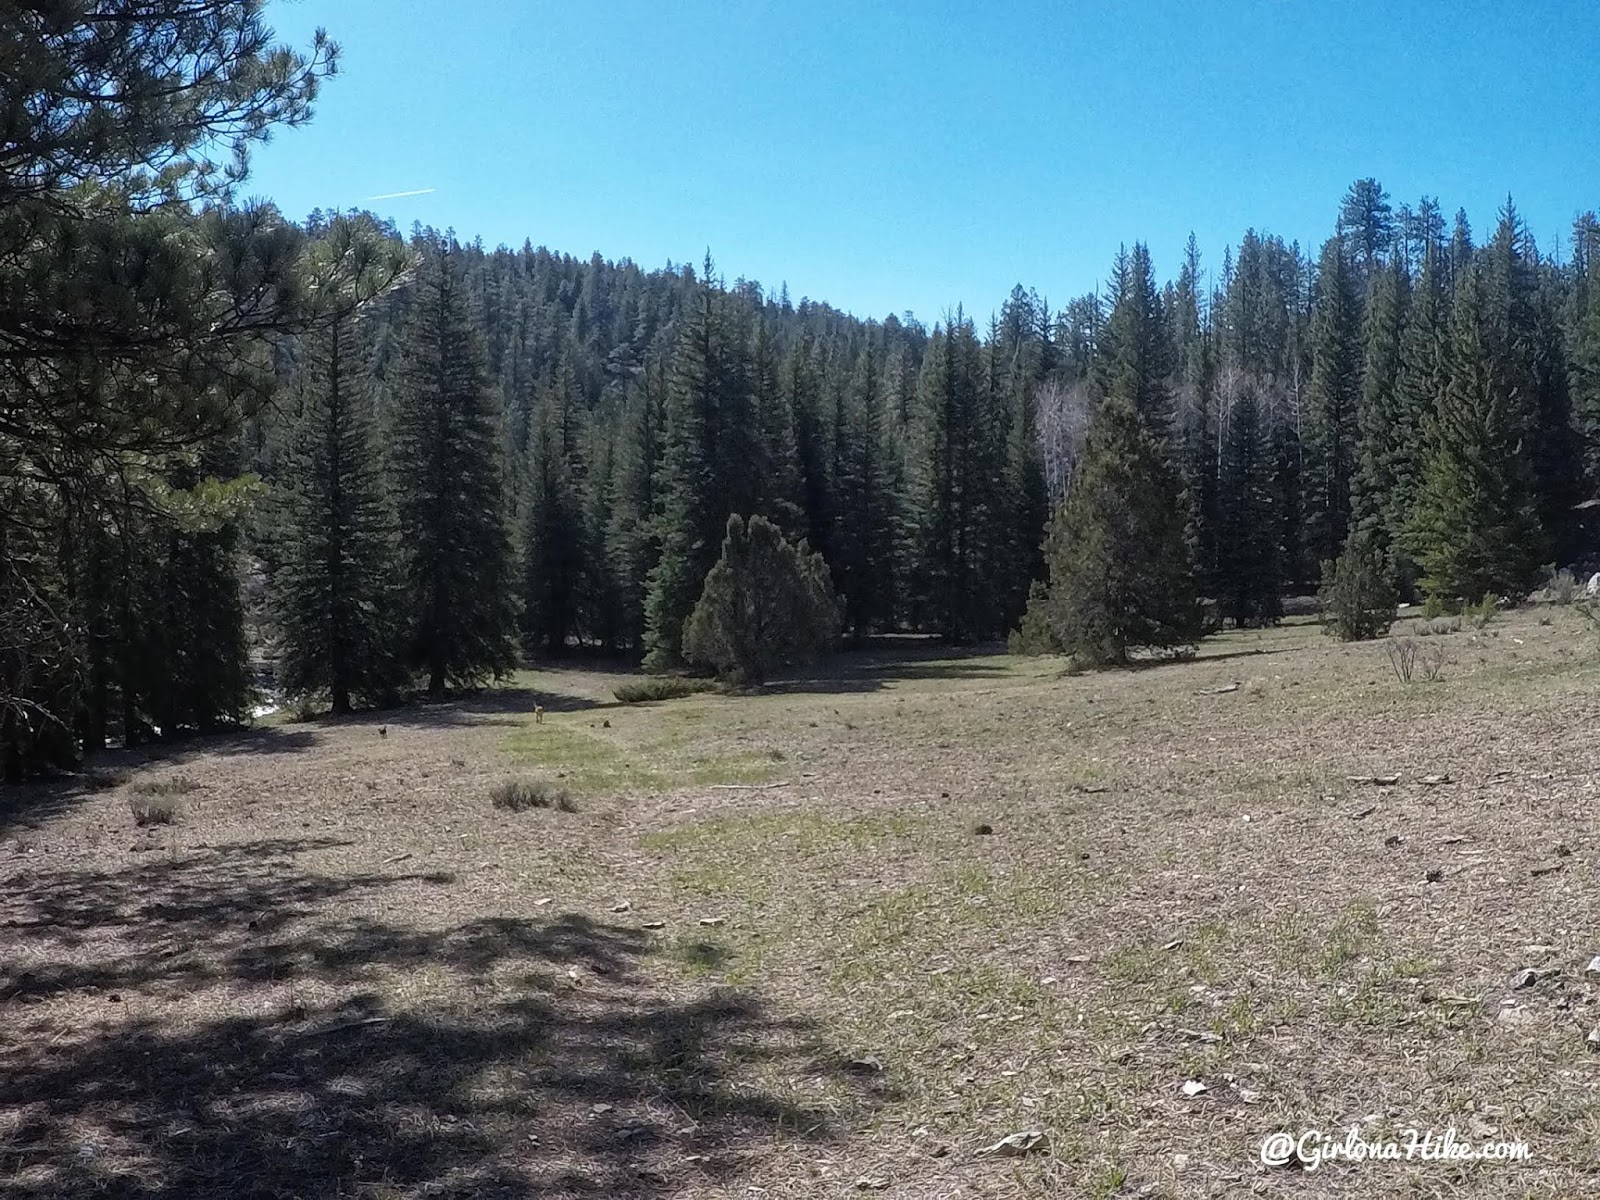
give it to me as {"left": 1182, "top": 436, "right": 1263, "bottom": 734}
{"left": 879, "top": 342, "right": 920, "bottom": 629}
{"left": 993, "top": 291, "right": 1052, "bottom": 625}
{"left": 710, "top": 284, "right": 762, "bottom": 525}
{"left": 1378, "top": 247, "right": 1451, "bottom": 593}
{"left": 1318, "top": 534, "right": 1398, "bottom": 641}
{"left": 1350, "top": 260, "right": 1411, "bottom": 557}
{"left": 1407, "top": 265, "right": 1543, "bottom": 604}
{"left": 682, "top": 515, "right": 841, "bottom": 683}
{"left": 0, "top": 469, "right": 78, "bottom": 778}
{"left": 518, "top": 388, "right": 585, "bottom": 656}
{"left": 1336, "top": 177, "right": 1395, "bottom": 291}
{"left": 1215, "top": 389, "right": 1282, "bottom": 626}
{"left": 391, "top": 245, "right": 519, "bottom": 695}
{"left": 274, "top": 308, "right": 406, "bottom": 713}
{"left": 1571, "top": 248, "right": 1600, "bottom": 491}
{"left": 642, "top": 261, "right": 728, "bottom": 669}
{"left": 0, "top": 5, "right": 402, "bottom": 773}
{"left": 751, "top": 318, "right": 805, "bottom": 537}
{"left": 606, "top": 354, "right": 666, "bottom": 650}
{"left": 1397, "top": 196, "right": 1446, "bottom": 277}
{"left": 1448, "top": 209, "right": 1474, "bottom": 297}
{"left": 1095, "top": 244, "right": 1172, "bottom": 430}
{"left": 1024, "top": 394, "right": 1202, "bottom": 664}
{"left": 786, "top": 335, "right": 832, "bottom": 554}
{"left": 578, "top": 419, "right": 625, "bottom": 652}
{"left": 148, "top": 465, "right": 255, "bottom": 734}
{"left": 1303, "top": 237, "right": 1363, "bottom": 565}
{"left": 1000, "top": 359, "right": 1049, "bottom": 626}
{"left": 1171, "top": 237, "right": 1219, "bottom": 595}
{"left": 1480, "top": 201, "right": 1579, "bottom": 560}
{"left": 1179, "top": 344, "right": 1222, "bottom": 599}
{"left": 909, "top": 314, "right": 1003, "bottom": 640}
{"left": 827, "top": 342, "right": 899, "bottom": 635}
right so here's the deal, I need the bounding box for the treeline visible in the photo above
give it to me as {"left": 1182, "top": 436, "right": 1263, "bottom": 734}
{"left": 260, "top": 184, "right": 1600, "bottom": 675}
{"left": 8, "top": 9, "right": 1600, "bottom": 779}
{"left": 255, "top": 225, "right": 1050, "bottom": 670}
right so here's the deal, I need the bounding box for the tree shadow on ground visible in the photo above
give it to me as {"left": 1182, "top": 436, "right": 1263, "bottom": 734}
{"left": 0, "top": 778, "right": 94, "bottom": 837}
{"left": 0, "top": 729, "right": 324, "bottom": 834}
{"left": 142, "top": 727, "right": 324, "bottom": 763}
{"left": 378, "top": 685, "right": 611, "bottom": 731}
{"left": 760, "top": 640, "right": 1015, "bottom": 695}
{"left": 1181, "top": 643, "right": 1300, "bottom": 667}
{"left": 0, "top": 841, "right": 886, "bottom": 1198}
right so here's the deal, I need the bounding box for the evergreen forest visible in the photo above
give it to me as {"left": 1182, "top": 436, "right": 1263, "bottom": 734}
{"left": 9, "top": 3, "right": 1600, "bottom": 777}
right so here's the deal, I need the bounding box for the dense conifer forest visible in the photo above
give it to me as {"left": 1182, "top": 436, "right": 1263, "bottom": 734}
{"left": 8, "top": 4, "right": 1600, "bottom": 778}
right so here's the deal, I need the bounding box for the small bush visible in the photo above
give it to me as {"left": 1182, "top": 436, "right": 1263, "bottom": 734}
{"left": 1545, "top": 566, "right": 1579, "bottom": 606}
{"left": 1421, "top": 593, "right": 1450, "bottom": 619}
{"left": 1418, "top": 643, "right": 1452, "bottom": 683}
{"left": 1318, "top": 537, "right": 1398, "bottom": 642}
{"left": 1465, "top": 593, "right": 1500, "bottom": 629}
{"left": 1008, "top": 581, "right": 1063, "bottom": 655}
{"left": 1385, "top": 636, "right": 1418, "bottom": 683}
{"left": 613, "top": 677, "right": 714, "bottom": 704}
{"left": 129, "top": 775, "right": 199, "bottom": 798}
{"left": 129, "top": 793, "right": 181, "bottom": 826}
{"left": 490, "top": 777, "right": 574, "bottom": 813}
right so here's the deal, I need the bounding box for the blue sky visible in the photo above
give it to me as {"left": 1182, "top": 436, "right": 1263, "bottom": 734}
{"left": 249, "top": 0, "right": 1600, "bottom": 323}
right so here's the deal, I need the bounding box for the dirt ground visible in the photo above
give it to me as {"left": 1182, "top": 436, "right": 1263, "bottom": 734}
{"left": 5, "top": 604, "right": 1600, "bottom": 1198}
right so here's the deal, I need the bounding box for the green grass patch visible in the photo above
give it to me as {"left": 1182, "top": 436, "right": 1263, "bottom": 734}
{"left": 665, "top": 934, "right": 734, "bottom": 976}
{"left": 505, "top": 719, "right": 775, "bottom": 792}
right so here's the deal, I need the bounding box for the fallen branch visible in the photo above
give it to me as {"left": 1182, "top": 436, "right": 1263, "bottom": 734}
{"left": 708, "top": 780, "right": 791, "bottom": 791}
{"left": 310, "top": 1016, "right": 391, "bottom": 1036}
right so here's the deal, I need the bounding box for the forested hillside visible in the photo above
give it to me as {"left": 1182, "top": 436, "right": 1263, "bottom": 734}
{"left": 7, "top": 6, "right": 1600, "bottom": 779}
{"left": 259, "top": 188, "right": 1600, "bottom": 669}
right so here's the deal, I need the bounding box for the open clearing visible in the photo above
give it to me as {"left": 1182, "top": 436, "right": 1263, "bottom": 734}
{"left": 5, "top": 606, "right": 1600, "bottom": 1198}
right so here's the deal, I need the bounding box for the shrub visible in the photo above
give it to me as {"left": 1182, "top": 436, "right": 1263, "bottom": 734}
{"left": 682, "top": 515, "right": 841, "bottom": 684}
{"left": 1318, "top": 537, "right": 1398, "bottom": 642}
{"left": 490, "top": 777, "right": 574, "bottom": 813}
{"left": 1385, "top": 636, "right": 1418, "bottom": 683}
{"left": 1008, "top": 581, "right": 1063, "bottom": 655}
{"left": 1418, "top": 643, "right": 1452, "bottom": 683}
{"left": 1465, "top": 593, "right": 1499, "bottom": 629}
{"left": 1545, "top": 566, "right": 1579, "bottom": 606}
{"left": 613, "top": 677, "right": 715, "bottom": 704}
{"left": 129, "top": 793, "right": 181, "bottom": 826}
{"left": 129, "top": 775, "right": 199, "bottom": 798}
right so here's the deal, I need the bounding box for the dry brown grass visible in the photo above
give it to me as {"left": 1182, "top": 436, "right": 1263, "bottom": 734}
{"left": 4, "top": 607, "right": 1600, "bottom": 1197}
{"left": 488, "top": 775, "right": 575, "bottom": 812}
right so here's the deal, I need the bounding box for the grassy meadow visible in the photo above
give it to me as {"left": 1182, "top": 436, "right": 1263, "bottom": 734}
{"left": 5, "top": 605, "right": 1600, "bottom": 1197}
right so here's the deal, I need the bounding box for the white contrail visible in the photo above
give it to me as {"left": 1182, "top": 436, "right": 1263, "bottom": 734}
{"left": 365, "top": 187, "right": 436, "bottom": 201}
